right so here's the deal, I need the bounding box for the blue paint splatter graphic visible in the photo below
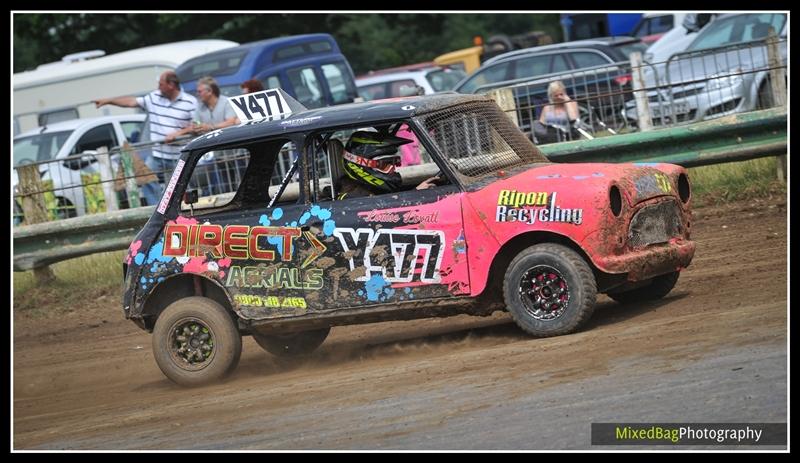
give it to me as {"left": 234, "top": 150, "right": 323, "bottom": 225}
{"left": 299, "top": 212, "right": 311, "bottom": 225}
{"left": 323, "top": 220, "right": 335, "bottom": 236}
{"left": 134, "top": 253, "right": 145, "bottom": 265}
{"left": 146, "top": 239, "right": 174, "bottom": 264}
{"left": 365, "top": 274, "right": 395, "bottom": 302}
{"left": 259, "top": 214, "right": 271, "bottom": 226}
{"left": 271, "top": 208, "right": 283, "bottom": 220}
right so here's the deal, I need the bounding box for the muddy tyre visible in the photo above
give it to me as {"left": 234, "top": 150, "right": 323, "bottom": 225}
{"left": 252, "top": 328, "right": 330, "bottom": 357}
{"left": 607, "top": 271, "right": 680, "bottom": 304}
{"left": 152, "top": 297, "right": 242, "bottom": 387}
{"left": 503, "top": 243, "right": 597, "bottom": 337}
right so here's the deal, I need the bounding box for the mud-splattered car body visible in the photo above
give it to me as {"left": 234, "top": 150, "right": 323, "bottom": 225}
{"left": 122, "top": 91, "right": 695, "bottom": 386}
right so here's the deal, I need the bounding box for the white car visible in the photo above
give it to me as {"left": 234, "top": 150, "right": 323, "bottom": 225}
{"left": 356, "top": 64, "right": 466, "bottom": 101}
{"left": 13, "top": 114, "right": 146, "bottom": 221}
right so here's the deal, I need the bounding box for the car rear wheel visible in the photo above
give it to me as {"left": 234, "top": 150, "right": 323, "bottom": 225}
{"left": 252, "top": 328, "right": 330, "bottom": 357}
{"left": 152, "top": 297, "right": 242, "bottom": 387}
{"left": 607, "top": 271, "right": 680, "bottom": 304}
{"left": 503, "top": 243, "right": 597, "bottom": 337}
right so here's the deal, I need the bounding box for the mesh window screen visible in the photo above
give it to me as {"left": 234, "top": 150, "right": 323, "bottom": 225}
{"left": 415, "top": 101, "right": 549, "bottom": 181}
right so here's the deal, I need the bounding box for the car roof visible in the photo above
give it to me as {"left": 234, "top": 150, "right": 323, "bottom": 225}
{"left": 14, "top": 114, "right": 146, "bottom": 138}
{"left": 482, "top": 39, "right": 626, "bottom": 67}
{"left": 356, "top": 70, "right": 431, "bottom": 86}
{"left": 356, "top": 65, "right": 456, "bottom": 85}
{"left": 184, "top": 92, "right": 489, "bottom": 152}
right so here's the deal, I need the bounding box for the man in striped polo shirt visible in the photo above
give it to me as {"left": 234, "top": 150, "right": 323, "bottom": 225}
{"left": 94, "top": 71, "right": 198, "bottom": 183}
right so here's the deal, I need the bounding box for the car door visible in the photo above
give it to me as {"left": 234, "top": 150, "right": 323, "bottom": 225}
{"left": 301, "top": 127, "right": 471, "bottom": 312}
{"left": 173, "top": 141, "right": 319, "bottom": 321}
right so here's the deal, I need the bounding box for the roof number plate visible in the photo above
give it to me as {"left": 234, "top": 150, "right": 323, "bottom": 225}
{"left": 229, "top": 89, "right": 292, "bottom": 123}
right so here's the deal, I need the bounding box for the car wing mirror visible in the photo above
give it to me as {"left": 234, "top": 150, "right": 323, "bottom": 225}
{"left": 183, "top": 189, "right": 199, "bottom": 215}
{"left": 62, "top": 150, "right": 99, "bottom": 170}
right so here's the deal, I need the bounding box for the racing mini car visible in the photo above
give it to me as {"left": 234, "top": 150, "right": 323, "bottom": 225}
{"left": 122, "top": 89, "right": 696, "bottom": 386}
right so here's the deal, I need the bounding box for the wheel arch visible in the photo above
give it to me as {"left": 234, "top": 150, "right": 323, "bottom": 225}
{"left": 479, "top": 230, "right": 623, "bottom": 299}
{"left": 140, "top": 273, "right": 236, "bottom": 331}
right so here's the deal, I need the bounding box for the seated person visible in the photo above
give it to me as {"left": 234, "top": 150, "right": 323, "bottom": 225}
{"left": 335, "top": 131, "right": 442, "bottom": 200}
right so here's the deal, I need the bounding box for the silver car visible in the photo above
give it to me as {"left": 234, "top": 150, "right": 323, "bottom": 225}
{"left": 627, "top": 13, "right": 786, "bottom": 126}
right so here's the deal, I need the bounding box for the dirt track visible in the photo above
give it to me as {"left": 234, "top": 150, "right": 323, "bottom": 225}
{"left": 13, "top": 198, "right": 787, "bottom": 450}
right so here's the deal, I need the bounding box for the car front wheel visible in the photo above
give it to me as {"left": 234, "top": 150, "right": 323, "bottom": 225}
{"left": 152, "top": 297, "right": 242, "bottom": 387}
{"left": 503, "top": 243, "right": 597, "bottom": 337}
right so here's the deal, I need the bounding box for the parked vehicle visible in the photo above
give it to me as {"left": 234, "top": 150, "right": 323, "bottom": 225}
{"left": 560, "top": 13, "right": 643, "bottom": 41}
{"left": 122, "top": 89, "right": 695, "bottom": 386}
{"left": 13, "top": 40, "right": 238, "bottom": 135}
{"left": 356, "top": 63, "right": 466, "bottom": 101}
{"left": 176, "top": 33, "right": 358, "bottom": 108}
{"left": 626, "top": 13, "right": 787, "bottom": 126}
{"left": 645, "top": 14, "right": 719, "bottom": 64}
{"left": 13, "top": 115, "right": 146, "bottom": 221}
{"left": 631, "top": 13, "right": 688, "bottom": 45}
{"left": 434, "top": 32, "right": 554, "bottom": 74}
{"left": 453, "top": 37, "right": 642, "bottom": 134}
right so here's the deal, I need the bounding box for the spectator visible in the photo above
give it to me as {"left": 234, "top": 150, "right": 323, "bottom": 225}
{"left": 240, "top": 79, "right": 265, "bottom": 94}
{"left": 94, "top": 71, "right": 197, "bottom": 183}
{"left": 166, "top": 76, "right": 239, "bottom": 141}
{"left": 538, "top": 80, "right": 580, "bottom": 134}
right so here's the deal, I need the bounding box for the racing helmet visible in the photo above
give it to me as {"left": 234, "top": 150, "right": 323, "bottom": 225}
{"left": 341, "top": 131, "right": 412, "bottom": 193}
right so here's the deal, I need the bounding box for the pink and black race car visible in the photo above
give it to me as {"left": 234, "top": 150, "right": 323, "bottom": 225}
{"left": 123, "top": 89, "right": 695, "bottom": 386}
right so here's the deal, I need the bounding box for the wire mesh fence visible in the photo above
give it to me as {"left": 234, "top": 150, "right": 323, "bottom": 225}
{"left": 474, "top": 36, "right": 787, "bottom": 145}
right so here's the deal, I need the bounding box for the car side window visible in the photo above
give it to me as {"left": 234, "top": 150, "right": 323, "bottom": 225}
{"left": 570, "top": 51, "right": 612, "bottom": 69}
{"left": 287, "top": 66, "right": 324, "bottom": 108}
{"left": 358, "top": 83, "right": 387, "bottom": 101}
{"left": 321, "top": 62, "right": 354, "bottom": 104}
{"left": 121, "top": 121, "right": 144, "bottom": 144}
{"left": 458, "top": 62, "right": 512, "bottom": 93}
{"left": 310, "top": 123, "right": 441, "bottom": 203}
{"left": 513, "top": 55, "right": 551, "bottom": 80}
{"left": 552, "top": 54, "right": 570, "bottom": 73}
{"left": 389, "top": 79, "right": 418, "bottom": 97}
{"left": 72, "top": 124, "right": 118, "bottom": 154}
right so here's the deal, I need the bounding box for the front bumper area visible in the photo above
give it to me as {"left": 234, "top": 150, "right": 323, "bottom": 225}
{"left": 594, "top": 238, "right": 696, "bottom": 282}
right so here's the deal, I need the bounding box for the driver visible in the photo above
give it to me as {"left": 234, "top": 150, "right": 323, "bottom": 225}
{"left": 337, "top": 131, "right": 440, "bottom": 200}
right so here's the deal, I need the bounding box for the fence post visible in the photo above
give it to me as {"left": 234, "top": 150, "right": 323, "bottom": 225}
{"left": 16, "top": 164, "right": 56, "bottom": 284}
{"left": 95, "top": 146, "right": 119, "bottom": 212}
{"left": 766, "top": 28, "right": 787, "bottom": 183}
{"left": 488, "top": 87, "right": 519, "bottom": 127}
{"left": 120, "top": 143, "right": 141, "bottom": 208}
{"left": 630, "top": 52, "right": 653, "bottom": 132}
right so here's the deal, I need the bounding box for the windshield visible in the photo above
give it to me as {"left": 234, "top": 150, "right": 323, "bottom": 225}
{"left": 414, "top": 101, "right": 548, "bottom": 182}
{"left": 13, "top": 131, "right": 72, "bottom": 166}
{"left": 426, "top": 69, "right": 467, "bottom": 92}
{"left": 687, "top": 13, "right": 786, "bottom": 51}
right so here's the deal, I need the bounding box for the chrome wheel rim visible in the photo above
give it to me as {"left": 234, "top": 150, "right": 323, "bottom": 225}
{"left": 519, "top": 265, "right": 570, "bottom": 320}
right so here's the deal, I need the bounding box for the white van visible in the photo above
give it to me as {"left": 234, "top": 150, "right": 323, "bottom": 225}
{"left": 13, "top": 39, "right": 238, "bottom": 135}
{"left": 13, "top": 114, "right": 146, "bottom": 221}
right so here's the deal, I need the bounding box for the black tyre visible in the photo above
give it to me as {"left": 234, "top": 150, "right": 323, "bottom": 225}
{"left": 252, "top": 328, "right": 330, "bottom": 357}
{"left": 152, "top": 297, "right": 242, "bottom": 387}
{"left": 503, "top": 243, "right": 597, "bottom": 337}
{"left": 607, "top": 271, "right": 680, "bottom": 305}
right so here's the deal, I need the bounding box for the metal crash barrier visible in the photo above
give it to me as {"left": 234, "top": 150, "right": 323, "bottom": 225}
{"left": 13, "top": 107, "right": 786, "bottom": 272}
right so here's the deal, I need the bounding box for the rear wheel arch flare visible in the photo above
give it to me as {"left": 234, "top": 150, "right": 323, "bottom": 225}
{"left": 483, "top": 231, "right": 596, "bottom": 297}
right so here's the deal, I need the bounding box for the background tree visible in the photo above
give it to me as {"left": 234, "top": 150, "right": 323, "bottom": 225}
{"left": 13, "top": 13, "right": 562, "bottom": 74}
